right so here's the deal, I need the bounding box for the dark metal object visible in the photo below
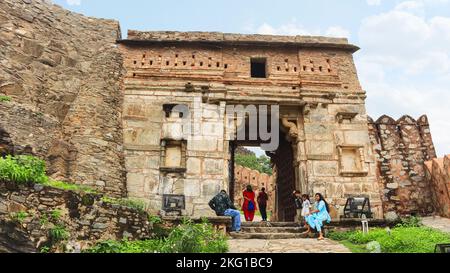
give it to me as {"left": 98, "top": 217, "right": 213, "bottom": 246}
{"left": 435, "top": 244, "right": 450, "bottom": 253}
{"left": 162, "top": 194, "right": 185, "bottom": 216}
{"left": 343, "top": 197, "right": 372, "bottom": 218}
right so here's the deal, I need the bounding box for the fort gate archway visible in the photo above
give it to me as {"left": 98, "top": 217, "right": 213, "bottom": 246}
{"left": 119, "top": 31, "right": 385, "bottom": 219}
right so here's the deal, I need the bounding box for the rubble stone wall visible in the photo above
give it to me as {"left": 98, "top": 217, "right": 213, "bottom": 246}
{"left": 368, "top": 115, "right": 437, "bottom": 219}
{"left": 0, "top": 181, "right": 150, "bottom": 253}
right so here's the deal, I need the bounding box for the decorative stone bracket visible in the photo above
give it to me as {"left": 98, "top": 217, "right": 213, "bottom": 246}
{"left": 281, "top": 116, "right": 299, "bottom": 140}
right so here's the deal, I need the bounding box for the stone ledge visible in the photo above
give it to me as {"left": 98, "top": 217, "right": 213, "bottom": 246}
{"left": 121, "top": 31, "right": 359, "bottom": 52}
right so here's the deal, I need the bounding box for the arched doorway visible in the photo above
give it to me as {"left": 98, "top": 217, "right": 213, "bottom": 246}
{"left": 228, "top": 128, "right": 297, "bottom": 222}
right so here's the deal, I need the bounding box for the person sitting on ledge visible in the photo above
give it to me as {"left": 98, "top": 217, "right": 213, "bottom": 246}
{"left": 303, "top": 193, "right": 331, "bottom": 240}
{"left": 209, "top": 190, "right": 241, "bottom": 233}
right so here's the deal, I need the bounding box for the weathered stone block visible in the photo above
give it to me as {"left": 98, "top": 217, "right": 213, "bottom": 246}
{"left": 313, "top": 161, "right": 338, "bottom": 176}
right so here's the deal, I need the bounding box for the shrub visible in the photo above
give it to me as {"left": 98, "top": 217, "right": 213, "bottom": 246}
{"left": 0, "top": 95, "right": 11, "bottom": 102}
{"left": 11, "top": 211, "right": 29, "bottom": 224}
{"left": 49, "top": 224, "right": 70, "bottom": 243}
{"left": 161, "top": 218, "right": 228, "bottom": 253}
{"left": 396, "top": 216, "right": 422, "bottom": 228}
{"left": 86, "top": 219, "right": 229, "bottom": 253}
{"left": 85, "top": 239, "right": 164, "bottom": 254}
{"left": 0, "top": 155, "right": 48, "bottom": 184}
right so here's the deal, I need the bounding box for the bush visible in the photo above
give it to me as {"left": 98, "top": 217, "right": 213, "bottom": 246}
{"left": 396, "top": 216, "right": 422, "bottom": 228}
{"left": 161, "top": 218, "right": 228, "bottom": 253}
{"left": 85, "top": 239, "right": 164, "bottom": 254}
{"left": 0, "top": 155, "right": 48, "bottom": 184}
{"left": 0, "top": 95, "right": 11, "bottom": 102}
{"left": 86, "top": 219, "right": 229, "bottom": 253}
{"left": 11, "top": 211, "right": 29, "bottom": 224}
{"left": 49, "top": 224, "right": 70, "bottom": 243}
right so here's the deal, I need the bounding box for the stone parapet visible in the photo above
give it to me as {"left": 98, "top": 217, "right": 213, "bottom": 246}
{"left": 368, "top": 115, "right": 437, "bottom": 219}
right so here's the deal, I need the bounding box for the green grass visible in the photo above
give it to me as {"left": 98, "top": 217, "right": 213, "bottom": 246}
{"left": 328, "top": 225, "right": 450, "bottom": 253}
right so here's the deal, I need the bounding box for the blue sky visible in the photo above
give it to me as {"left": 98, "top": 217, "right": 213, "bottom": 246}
{"left": 55, "top": 0, "right": 450, "bottom": 157}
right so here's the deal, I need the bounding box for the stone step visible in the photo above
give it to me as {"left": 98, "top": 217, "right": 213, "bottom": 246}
{"left": 230, "top": 232, "right": 317, "bottom": 240}
{"left": 241, "top": 222, "right": 301, "bottom": 228}
{"left": 241, "top": 227, "right": 306, "bottom": 233}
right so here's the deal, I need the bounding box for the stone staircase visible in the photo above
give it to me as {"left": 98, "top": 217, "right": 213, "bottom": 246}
{"left": 229, "top": 219, "right": 390, "bottom": 240}
{"left": 230, "top": 222, "right": 316, "bottom": 239}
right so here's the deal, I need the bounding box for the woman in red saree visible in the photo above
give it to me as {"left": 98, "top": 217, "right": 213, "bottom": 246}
{"left": 242, "top": 185, "right": 256, "bottom": 222}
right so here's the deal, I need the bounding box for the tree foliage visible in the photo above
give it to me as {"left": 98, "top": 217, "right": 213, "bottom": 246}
{"left": 235, "top": 153, "right": 273, "bottom": 175}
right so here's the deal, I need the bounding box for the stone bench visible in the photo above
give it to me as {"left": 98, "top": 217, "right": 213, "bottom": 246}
{"left": 161, "top": 216, "right": 233, "bottom": 235}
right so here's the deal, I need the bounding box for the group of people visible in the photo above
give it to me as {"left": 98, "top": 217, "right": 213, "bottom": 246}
{"left": 293, "top": 190, "right": 331, "bottom": 240}
{"left": 208, "top": 186, "right": 331, "bottom": 240}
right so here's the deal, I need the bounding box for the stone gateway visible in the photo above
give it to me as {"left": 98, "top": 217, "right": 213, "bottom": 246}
{"left": 0, "top": 0, "right": 447, "bottom": 223}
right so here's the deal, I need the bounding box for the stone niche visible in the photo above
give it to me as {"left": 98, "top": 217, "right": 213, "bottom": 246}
{"left": 337, "top": 145, "right": 368, "bottom": 177}
{"left": 160, "top": 140, "right": 187, "bottom": 173}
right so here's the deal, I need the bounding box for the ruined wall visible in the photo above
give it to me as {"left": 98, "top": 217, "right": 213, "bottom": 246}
{"left": 0, "top": 0, "right": 126, "bottom": 196}
{"left": 425, "top": 155, "right": 450, "bottom": 218}
{"left": 368, "top": 115, "right": 437, "bottom": 219}
{"left": 0, "top": 181, "right": 150, "bottom": 253}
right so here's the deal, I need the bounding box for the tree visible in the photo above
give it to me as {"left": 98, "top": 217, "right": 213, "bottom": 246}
{"left": 235, "top": 153, "right": 273, "bottom": 175}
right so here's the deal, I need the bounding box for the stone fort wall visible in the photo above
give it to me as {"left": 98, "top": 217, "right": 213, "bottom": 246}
{"left": 368, "top": 115, "right": 437, "bottom": 219}
{"left": 0, "top": 0, "right": 126, "bottom": 196}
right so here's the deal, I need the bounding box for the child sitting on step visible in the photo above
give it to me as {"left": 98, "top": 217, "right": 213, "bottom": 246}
{"left": 301, "top": 194, "right": 311, "bottom": 227}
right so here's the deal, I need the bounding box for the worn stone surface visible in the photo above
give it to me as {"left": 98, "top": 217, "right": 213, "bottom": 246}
{"left": 228, "top": 238, "right": 350, "bottom": 253}
{"left": 422, "top": 216, "right": 450, "bottom": 233}
{"left": 425, "top": 156, "right": 450, "bottom": 218}
{"left": 0, "top": 0, "right": 126, "bottom": 196}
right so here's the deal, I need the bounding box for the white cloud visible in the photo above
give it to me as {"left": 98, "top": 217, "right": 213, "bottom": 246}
{"left": 357, "top": 1, "right": 450, "bottom": 156}
{"left": 66, "top": 0, "right": 81, "bottom": 5}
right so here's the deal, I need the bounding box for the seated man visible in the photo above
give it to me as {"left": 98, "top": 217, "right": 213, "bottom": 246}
{"left": 209, "top": 190, "right": 241, "bottom": 232}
